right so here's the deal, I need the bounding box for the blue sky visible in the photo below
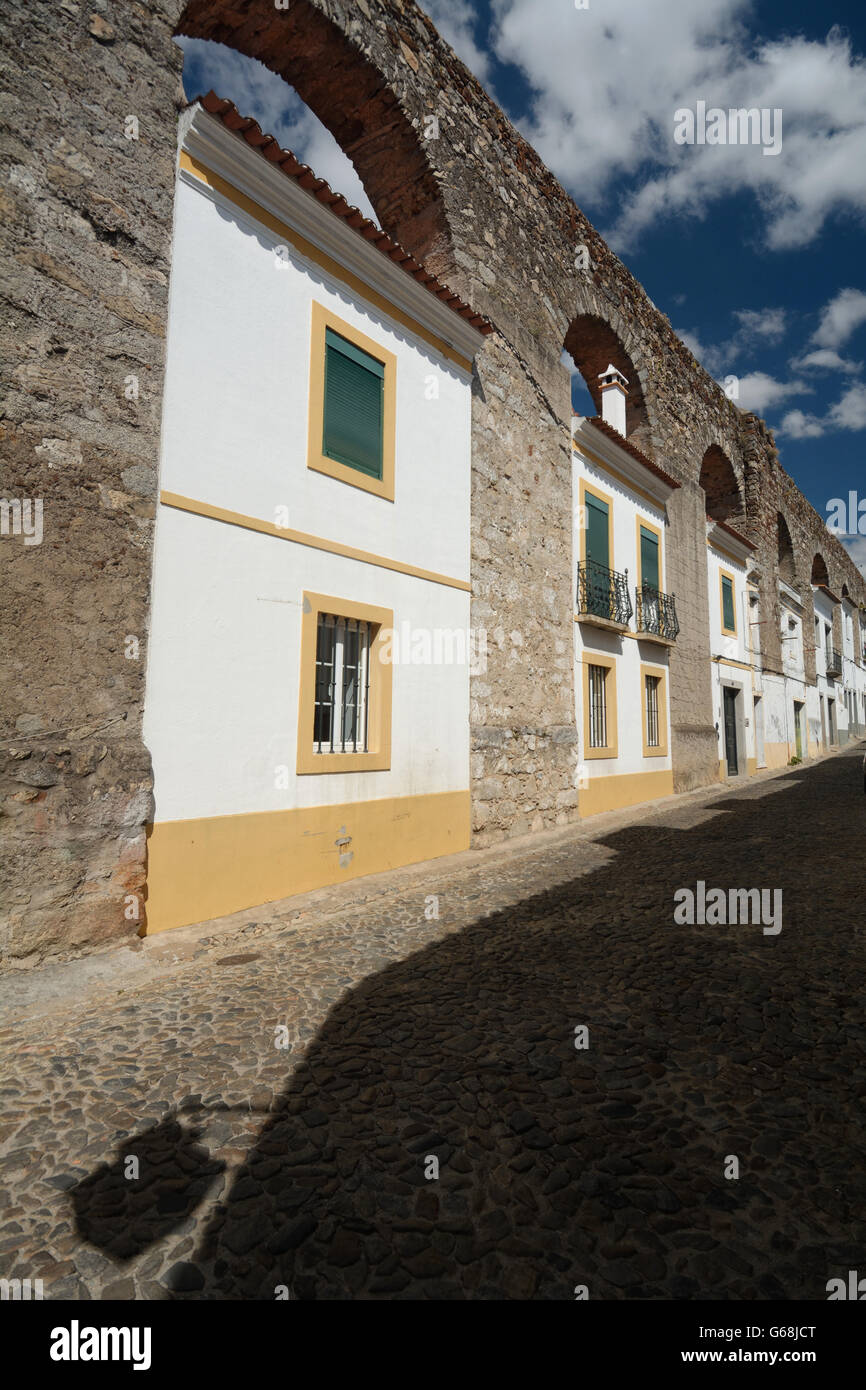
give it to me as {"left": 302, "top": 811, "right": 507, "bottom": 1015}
{"left": 178, "top": 0, "right": 866, "bottom": 575}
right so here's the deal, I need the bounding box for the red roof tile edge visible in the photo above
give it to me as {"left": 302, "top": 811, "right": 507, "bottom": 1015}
{"left": 579, "top": 415, "right": 681, "bottom": 490}
{"left": 707, "top": 515, "right": 758, "bottom": 551}
{"left": 194, "top": 93, "right": 494, "bottom": 337}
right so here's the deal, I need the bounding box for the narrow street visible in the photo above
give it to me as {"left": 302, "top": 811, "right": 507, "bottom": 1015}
{"left": 2, "top": 747, "right": 864, "bottom": 1300}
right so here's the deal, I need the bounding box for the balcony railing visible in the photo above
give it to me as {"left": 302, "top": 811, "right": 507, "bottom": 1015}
{"left": 636, "top": 583, "right": 679, "bottom": 641}
{"left": 826, "top": 647, "right": 842, "bottom": 677}
{"left": 577, "top": 560, "right": 633, "bottom": 627}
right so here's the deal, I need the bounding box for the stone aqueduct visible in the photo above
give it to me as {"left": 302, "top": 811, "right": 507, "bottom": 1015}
{"left": 1, "top": 0, "right": 864, "bottom": 963}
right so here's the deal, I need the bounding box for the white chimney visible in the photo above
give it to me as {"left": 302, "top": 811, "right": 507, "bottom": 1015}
{"left": 598, "top": 363, "right": 628, "bottom": 435}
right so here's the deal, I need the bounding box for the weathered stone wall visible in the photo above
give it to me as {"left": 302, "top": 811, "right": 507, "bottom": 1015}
{"left": 2, "top": 0, "right": 864, "bottom": 963}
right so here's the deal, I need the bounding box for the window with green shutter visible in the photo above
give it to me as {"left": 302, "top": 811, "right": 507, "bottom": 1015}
{"left": 323, "top": 328, "right": 385, "bottom": 479}
{"left": 721, "top": 575, "right": 736, "bottom": 632}
{"left": 639, "top": 525, "right": 660, "bottom": 591}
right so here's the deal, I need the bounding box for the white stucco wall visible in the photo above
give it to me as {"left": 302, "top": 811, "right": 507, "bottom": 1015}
{"left": 156, "top": 173, "right": 473, "bottom": 584}
{"left": 573, "top": 452, "right": 673, "bottom": 784}
{"left": 144, "top": 167, "right": 473, "bottom": 826}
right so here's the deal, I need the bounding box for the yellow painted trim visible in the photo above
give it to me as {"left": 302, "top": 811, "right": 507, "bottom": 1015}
{"left": 636, "top": 515, "right": 664, "bottom": 591}
{"left": 143, "top": 789, "right": 470, "bottom": 934}
{"left": 308, "top": 300, "right": 396, "bottom": 500}
{"left": 747, "top": 757, "right": 758, "bottom": 776}
{"left": 159, "top": 492, "right": 471, "bottom": 593}
{"left": 574, "top": 440, "right": 669, "bottom": 511}
{"left": 764, "top": 740, "right": 791, "bottom": 770}
{"left": 179, "top": 151, "right": 473, "bottom": 374}
{"left": 581, "top": 651, "right": 619, "bottom": 759}
{"left": 579, "top": 478, "right": 615, "bottom": 571}
{"left": 580, "top": 768, "right": 674, "bottom": 817}
{"left": 713, "top": 655, "right": 752, "bottom": 672}
{"left": 297, "top": 591, "right": 393, "bottom": 774}
{"left": 719, "top": 568, "right": 737, "bottom": 636}
{"left": 640, "top": 662, "right": 669, "bottom": 758}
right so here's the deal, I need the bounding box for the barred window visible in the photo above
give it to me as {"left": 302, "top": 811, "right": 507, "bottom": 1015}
{"left": 313, "top": 614, "right": 371, "bottom": 754}
{"left": 645, "top": 674, "right": 661, "bottom": 748}
{"left": 588, "top": 664, "right": 608, "bottom": 748}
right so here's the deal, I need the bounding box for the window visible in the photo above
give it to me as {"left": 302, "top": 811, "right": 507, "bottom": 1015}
{"left": 314, "top": 614, "right": 371, "bottom": 753}
{"left": 589, "top": 664, "right": 608, "bottom": 748}
{"left": 297, "top": 592, "right": 393, "bottom": 774}
{"left": 720, "top": 572, "right": 736, "bottom": 635}
{"left": 582, "top": 655, "right": 618, "bottom": 758}
{"left": 639, "top": 524, "right": 660, "bottom": 591}
{"left": 640, "top": 663, "right": 669, "bottom": 757}
{"left": 645, "top": 674, "right": 660, "bottom": 748}
{"left": 323, "top": 328, "right": 384, "bottom": 478}
{"left": 307, "top": 302, "right": 396, "bottom": 500}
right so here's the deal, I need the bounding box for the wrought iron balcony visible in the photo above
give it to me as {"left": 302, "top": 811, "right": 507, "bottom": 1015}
{"left": 636, "top": 583, "right": 680, "bottom": 641}
{"left": 826, "top": 647, "right": 842, "bottom": 677}
{"left": 577, "top": 560, "right": 633, "bottom": 628}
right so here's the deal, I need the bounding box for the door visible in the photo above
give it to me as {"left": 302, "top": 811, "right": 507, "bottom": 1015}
{"left": 723, "top": 687, "right": 739, "bottom": 776}
{"left": 828, "top": 698, "right": 836, "bottom": 744}
{"left": 794, "top": 701, "right": 804, "bottom": 759}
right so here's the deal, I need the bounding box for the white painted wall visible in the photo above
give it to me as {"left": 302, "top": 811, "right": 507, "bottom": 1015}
{"left": 157, "top": 174, "right": 473, "bottom": 585}
{"left": 573, "top": 452, "right": 672, "bottom": 782}
{"left": 144, "top": 167, "right": 474, "bottom": 826}
{"left": 144, "top": 498, "right": 470, "bottom": 823}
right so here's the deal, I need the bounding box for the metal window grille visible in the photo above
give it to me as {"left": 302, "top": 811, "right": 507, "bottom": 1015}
{"left": 588, "top": 664, "right": 608, "bottom": 748}
{"left": 313, "top": 614, "right": 371, "bottom": 754}
{"left": 645, "top": 674, "right": 660, "bottom": 748}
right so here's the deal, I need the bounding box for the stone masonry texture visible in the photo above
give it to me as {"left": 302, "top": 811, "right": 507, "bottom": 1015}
{"left": 2, "top": 0, "right": 865, "bottom": 964}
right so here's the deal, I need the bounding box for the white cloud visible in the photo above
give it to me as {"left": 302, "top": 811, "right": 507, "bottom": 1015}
{"left": 811, "top": 288, "right": 866, "bottom": 348}
{"left": 779, "top": 381, "right": 866, "bottom": 436}
{"left": 735, "top": 372, "right": 809, "bottom": 411}
{"left": 675, "top": 327, "right": 727, "bottom": 375}
{"left": 484, "top": 2, "right": 866, "bottom": 252}
{"left": 779, "top": 408, "right": 826, "bottom": 439}
{"left": 733, "top": 308, "right": 786, "bottom": 343}
{"left": 421, "top": 1, "right": 494, "bottom": 87}
{"left": 840, "top": 535, "right": 866, "bottom": 579}
{"left": 790, "top": 348, "right": 862, "bottom": 373}
{"left": 828, "top": 381, "right": 866, "bottom": 430}
{"left": 676, "top": 306, "right": 790, "bottom": 377}
{"left": 175, "top": 38, "right": 376, "bottom": 222}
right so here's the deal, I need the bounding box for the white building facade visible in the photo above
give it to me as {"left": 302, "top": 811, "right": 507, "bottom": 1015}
{"left": 572, "top": 370, "right": 681, "bottom": 816}
{"left": 706, "top": 519, "right": 761, "bottom": 780}
{"left": 142, "top": 104, "right": 488, "bottom": 932}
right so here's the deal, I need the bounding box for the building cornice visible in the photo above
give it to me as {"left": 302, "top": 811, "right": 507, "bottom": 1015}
{"left": 179, "top": 106, "right": 489, "bottom": 368}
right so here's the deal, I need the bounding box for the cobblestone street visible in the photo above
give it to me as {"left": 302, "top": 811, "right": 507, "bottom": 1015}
{"left": 1, "top": 747, "right": 864, "bottom": 1300}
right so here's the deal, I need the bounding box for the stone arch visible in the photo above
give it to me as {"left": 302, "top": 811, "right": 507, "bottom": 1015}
{"left": 699, "top": 444, "right": 744, "bottom": 526}
{"left": 811, "top": 552, "right": 830, "bottom": 587}
{"left": 777, "top": 513, "right": 796, "bottom": 585}
{"left": 563, "top": 312, "right": 653, "bottom": 451}
{"left": 176, "top": 0, "right": 454, "bottom": 276}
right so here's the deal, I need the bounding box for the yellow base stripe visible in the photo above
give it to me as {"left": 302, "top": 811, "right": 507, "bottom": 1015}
{"left": 179, "top": 151, "right": 473, "bottom": 374}
{"left": 579, "top": 769, "right": 674, "bottom": 817}
{"left": 144, "top": 789, "right": 470, "bottom": 934}
{"left": 160, "top": 491, "right": 471, "bottom": 593}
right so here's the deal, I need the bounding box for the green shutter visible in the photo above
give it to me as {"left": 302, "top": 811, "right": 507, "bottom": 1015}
{"left": 586, "top": 495, "right": 610, "bottom": 571}
{"left": 640, "top": 526, "right": 660, "bottom": 590}
{"left": 323, "top": 328, "right": 384, "bottom": 478}
{"left": 722, "top": 576, "right": 736, "bottom": 631}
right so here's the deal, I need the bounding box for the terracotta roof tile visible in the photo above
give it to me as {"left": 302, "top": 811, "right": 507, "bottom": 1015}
{"left": 195, "top": 92, "right": 495, "bottom": 337}
{"left": 707, "top": 515, "right": 758, "bottom": 551}
{"left": 579, "top": 415, "right": 681, "bottom": 490}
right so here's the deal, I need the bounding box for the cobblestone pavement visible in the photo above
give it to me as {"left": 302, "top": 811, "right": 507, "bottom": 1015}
{"left": 2, "top": 747, "right": 865, "bottom": 1300}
